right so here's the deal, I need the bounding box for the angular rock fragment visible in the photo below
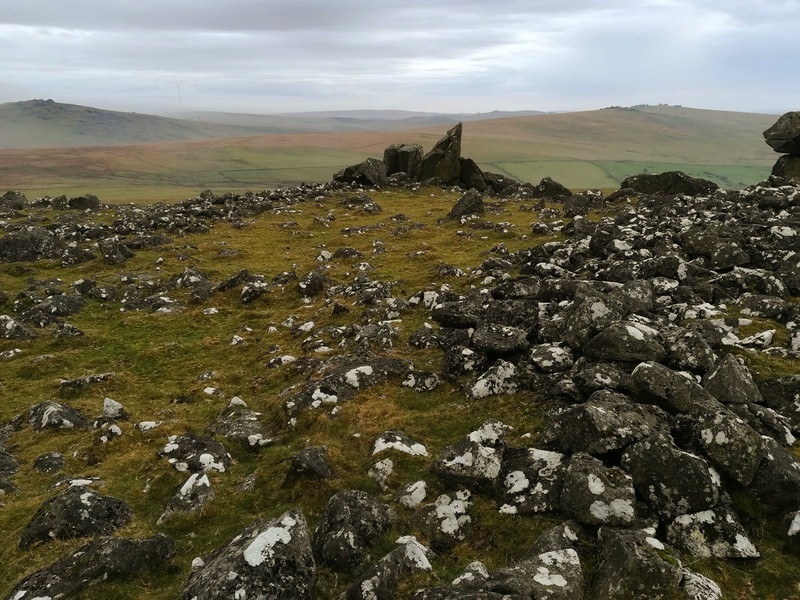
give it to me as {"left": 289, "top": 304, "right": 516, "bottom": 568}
{"left": 446, "top": 189, "right": 484, "bottom": 220}
{"left": 666, "top": 507, "right": 760, "bottom": 558}
{"left": 12, "top": 400, "right": 91, "bottom": 431}
{"left": 559, "top": 453, "right": 636, "bottom": 526}
{"left": 411, "top": 489, "right": 472, "bottom": 551}
{"left": 8, "top": 534, "right": 176, "bottom": 600}
{"left": 372, "top": 430, "right": 428, "bottom": 457}
{"left": 621, "top": 432, "right": 722, "bottom": 519}
{"left": 182, "top": 509, "right": 316, "bottom": 600}
{"left": 467, "top": 360, "right": 517, "bottom": 399}
{"left": 432, "top": 420, "right": 507, "bottom": 492}
{"left": 471, "top": 324, "right": 529, "bottom": 355}
{"left": 630, "top": 361, "right": 721, "bottom": 414}
{"left": 0, "top": 314, "right": 35, "bottom": 339}
{"left": 206, "top": 398, "right": 275, "bottom": 448}
{"left": 345, "top": 536, "right": 432, "bottom": 600}
{"left": 583, "top": 321, "right": 666, "bottom": 362}
{"left": 158, "top": 434, "right": 232, "bottom": 473}
{"left": 692, "top": 410, "right": 765, "bottom": 486}
{"left": 593, "top": 529, "right": 682, "bottom": 599}
{"left": 288, "top": 446, "right": 334, "bottom": 480}
{"left": 19, "top": 486, "right": 133, "bottom": 549}
{"left": 544, "top": 397, "right": 667, "bottom": 456}
{"left": 497, "top": 448, "right": 566, "bottom": 515}
{"left": 702, "top": 353, "right": 763, "bottom": 405}
{"left": 32, "top": 452, "right": 65, "bottom": 474}
{"left": 484, "top": 549, "right": 586, "bottom": 599}
{"left": 158, "top": 473, "right": 215, "bottom": 524}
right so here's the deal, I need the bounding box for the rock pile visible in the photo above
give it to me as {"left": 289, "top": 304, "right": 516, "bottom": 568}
{"left": 335, "top": 122, "right": 563, "bottom": 198}
{"left": 764, "top": 111, "right": 800, "bottom": 181}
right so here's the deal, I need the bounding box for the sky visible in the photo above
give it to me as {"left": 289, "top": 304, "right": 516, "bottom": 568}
{"left": 1, "top": 0, "right": 798, "bottom": 116}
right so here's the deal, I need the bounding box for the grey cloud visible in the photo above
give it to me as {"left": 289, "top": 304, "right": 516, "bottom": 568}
{"left": 0, "top": 0, "right": 798, "bottom": 113}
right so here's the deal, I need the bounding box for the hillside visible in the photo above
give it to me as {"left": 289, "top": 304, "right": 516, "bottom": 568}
{"left": 0, "top": 103, "right": 780, "bottom": 201}
{"left": 0, "top": 100, "right": 294, "bottom": 149}
{"left": 1, "top": 174, "right": 800, "bottom": 599}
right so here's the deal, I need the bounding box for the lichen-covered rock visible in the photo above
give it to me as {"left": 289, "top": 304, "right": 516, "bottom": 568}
{"left": 592, "top": 529, "right": 683, "bottom": 599}
{"left": 157, "top": 473, "right": 215, "bottom": 524}
{"left": 402, "top": 370, "right": 441, "bottom": 392}
{"left": 561, "top": 296, "right": 622, "bottom": 350}
{"left": 483, "top": 548, "right": 585, "bottom": 600}
{"left": 471, "top": 324, "right": 529, "bottom": 355}
{"left": 431, "top": 420, "right": 507, "bottom": 492}
{"left": 692, "top": 410, "right": 765, "bottom": 486}
{"left": 345, "top": 536, "right": 432, "bottom": 600}
{"left": 157, "top": 434, "right": 232, "bottom": 473}
{"left": 779, "top": 510, "right": 800, "bottom": 556}
{"left": 0, "top": 448, "right": 19, "bottom": 478}
{"left": 559, "top": 453, "right": 636, "bottom": 526}
{"left": 397, "top": 480, "right": 428, "bottom": 509}
{"left": 466, "top": 360, "right": 517, "bottom": 399}
{"left": 621, "top": 432, "right": 722, "bottom": 519}
{"left": 0, "top": 227, "right": 63, "bottom": 262}
{"left": 666, "top": 507, "right": 759, "bottom": 558}
{"left": 0, "top": 314, "right": 35, "bottom": 339}
{"left": 372, "top": 430, "right": 428, "bottom": 457}
{"left": 497, "top": 448, "right": 566, "bottom": 515}
{"left": 442, "top": 346, "right": 488, "bottom": 376}
{"left": 630, "top": 361, "right": 721, "bottom": 414}
{"left": 182, "top": 509, "right": 315, "bottom": 600}
{"left": 682, "top": 568, "right": 723, "bottom": 600}
{"left": 702, "top": 353, "right": 763, "bottom": 405}
{"left": 288, "top": 446, "right": 334, "bottom": 480}
{"left": 747, "top": 436, "right": 800, "bottom": 512}
{"left": 411, "top": 490, "right": 472, "bottom": 551}
{"left": 529, "top": 344, "right": 575, "bottom": 373}
{"left": 583, "top": 321, "right": 666, "bottom": 363}
{"left": 431, "top": 301, "right": 483, "bottom": 329}
{"left": 32, "top": 452, "right": 65, "bottom": 474}
{"left": 11, "top": 400, "right": 90, "bottom": 431}
{"left": 621, "top": 171, "right": 719, "bottom": 196}
{"left": 206, "top": 398, "right": 275, "bottom": 448}
{"left": 313, "top": 490, "right": 393, "bottom": 573}
{"left": 447, "top": 189, "right": 484, "bottom": 220}
{"left": 664, "top": 328, "right": 716, "bottom": 374}
{"left": 543, "top": 397, "right": 667, "bottom": 456}
{"left": 19, "top": 487, "right": 133, "bottom": 549}
{"left": 7, "top": 534, "right": 176, "bottom": 600}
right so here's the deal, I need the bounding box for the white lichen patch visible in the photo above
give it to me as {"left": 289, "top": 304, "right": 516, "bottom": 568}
{"left": 587, "top": 474, "right": 606, "bottom": 495}
{"left": 243, "top": 519, "right": 295, "bottom": 567}
{"left": 344, "top": 365, "right": 374, "bottom": 388}
{"left": 590, "top": 499, "right": 635, "bottom": 523}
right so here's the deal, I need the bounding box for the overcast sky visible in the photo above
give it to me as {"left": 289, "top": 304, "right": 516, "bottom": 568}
{"left": 1, "top": 0, "right": 798, "bottom": 115}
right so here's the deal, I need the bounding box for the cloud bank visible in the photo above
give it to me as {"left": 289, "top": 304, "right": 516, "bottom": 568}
{"left": 1, "top": 0, "right": 798, "bottom": 114}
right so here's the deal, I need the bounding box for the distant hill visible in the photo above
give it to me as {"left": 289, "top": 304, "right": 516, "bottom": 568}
{"left": 0, "top": 103, "right": 780, "bottom": 201}
{"left": 0, "top": 99, "right": 291, "bottom": 149}
{"left": 0, "top": 100, "right": 549, "bottom": 149}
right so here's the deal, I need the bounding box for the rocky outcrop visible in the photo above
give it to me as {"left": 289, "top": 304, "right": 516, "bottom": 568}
{"left": 764, "top": 112, "right": 800, "bottom": 181}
